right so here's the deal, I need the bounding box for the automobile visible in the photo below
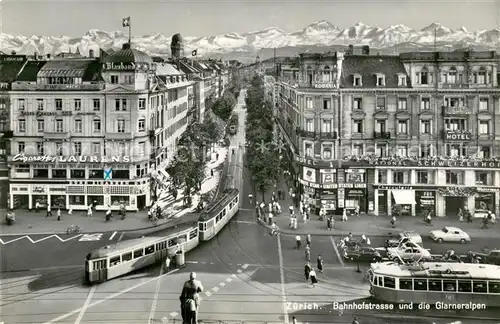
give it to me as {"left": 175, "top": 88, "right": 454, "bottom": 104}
{"left": 385, "top": 231, "right": 423, "bottom": 246}
{"left": 344, "top": 246, "right": 382, "bottom": 262}
{"left": 387, "top": 245, "right": 431, "bottom": 261}
{"left": 476, "top": 249, "right": 500, "bottom": 265}
{"left": 474, "top": 209, "right": 496, "bottom": 223}
{"left": 229, "top": 125, "right": 237, "bottom": 135}
{"left": 429, "top": 226, "right": 471, "bottom": 244}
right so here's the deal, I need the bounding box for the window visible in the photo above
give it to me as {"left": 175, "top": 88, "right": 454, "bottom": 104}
{"left": 137, "top": 142, "right": 146, "bottom": 156}
{"left": 353, "top": 98, "right": 362, "bottom": 110}
{"left": 117, "top": 119, "right": 126, "bottom": 133}
{"left": 353, "top": 144, "right": 363, "bottom": 155}
{"left": 110, "top": 256, "right": 121, "bottom": 267}
{"left": 139, "top": 98, "right": 146, "bottom": 110}
{"left": 55, "top": 99, "right": 63, "bottom": 110}
{"left": 323, "top": 98, "right": 331, "bottom": 110}
{"left": 429, "top": 280, "right": 442, "bottom": 291}
{"left": 305, "top": 97, "right": 313, "bottom": 109}
{"left": 36, "top": 119, "right": 45, "bottom": 132}
{"left": 445, "top": 118, "right": 467, "bottom": 131}
{"left": 397, "top": 98, "right": 407, "bottom": 110}
{"left": 417, "top": 171, "right": 430, "bottom": 184}
{"left": 73, "top": 142, "right": 82, "bottom": 155}
{"left": 18, "top": 99, "right": 25, "bottom": 110}
{"left": 479, "top": 121, "right": 489, "bottom": 134}
{"left": 420, "top": 120, "right": 431, "bottom": 134}
{"left": 472, "top": 281, "right": 487, "bottom": 293}
{"left": 110, "top": 75, "right": 119, "bottom": 84}
{"left": 321, "top": 119, "right": 332, "bottom": 133}
{"left": 56, "top": 142, "right": 64, "bottom": 155}
{"left": 477, "top": 69, "right": 486, "bottom": 84}
{"left": 322, "top": 66, "right": 331, "bottom": 82}
{"left": 18, "top": 119, "right": 26, "bottom": 132}
{"left": 353, "top": 75, "right": 362, "bottom": 86}
{"left": 121, "top": 99, "right": 127, "bottom": 111}
{"left": 73, "top": 99, "right": 81, "bottom": 111}
{"left": 376, "top": 144, "right": 387, "bottom": 157}
{"left": 124, "top": 75, "right": 134, "bottom": 84}
{"left": 145, "top": 245, "right": 154, "bottom": 255}
{"left": 353, "top": 120, "right": 363, "bottom": 133}
{"left": 479, "top": 98, "right": 489, "bottom": 111}
{"left": 489, "top": 281, "right": 500, "bottom": 293}
{"left": 55, "top": 119, "right": 64, "bottom": 132}
{"left": 414, "top": 279, "right": 427, "bottom": 291}
{"left": 377, "top": 170, "right": 387, "bottom": 183}
{"left": 304, "top": 143, "right": 313, "bottom": 157}
{"left": 479, "top": 146, "right": 491, "bottom": 159}
{"left": 397, "top": 120, "right": 408, "bottom": 134}
{"left": 74, "top": 119, "right": 82, "bottom": 133}
{"left": 446, "top": 144, "right": 466, "bottom": 157}
{"left": 122, "top": 252, "right": 132, "bottom": 262}
{"left": 376, "top": 75, "right": 385, "bottom": 86}
{"left": 420, "top": 98, "right": 430, "bottom": 110}
{"left": 115, "top": 99, "right": 121, "bottom": 111}
{"left": 392, "top": 170, "right": 408, "bottom": 184}
{"left": 457, "top": 281, "right": 472, "bottom": 292}
{"left": 397, "top": 145, "right": 408, "bottom": 157}
{"left": 376, "top": 97, "right": 385, "bottom": 110}
{"left": 36, "top": 142, "right": 44, "bottom": 155}
{"left": 447, "top": 67, "right": 457, "bottom": 83}
{"left": 18, "top": 142, "right": 25, "bottom": 153}
{"left": 133, "top": 249, "right": 144, "bottom": 258}
{"left": 322, "top": 145, "right": 332, "bottom": 160}
{"left": 305, "top": 119, "right": 314, "bottom": 132}
{"left": 93, "top": 119, "right": 101, "bottom": 133}
{"left": 93, "top": 99, "right": 101, "bottom": 111}
{"left": 37, "top": 99, "right": 44, "bottom": 110}
{"left": 383, "top": 277, "right": 395, "bottom": 288}
{"left": 399, "top": 279, "right": 412, "bottom": 290}
{"left": 420, "top": 144, "right": 432, "bottom": 158}
{"left": 445, "top": 170, "right": 463, "bottom": 185}
{"left": 138, "top": 119, "right": 146, "bottom": 132}
{"left": 375, "top": 120, "right": 386, "bottom": 133}
{"left": 418, "top": 71, "right": 430, "bottom": 85}
{"left": 91, "top": 142, "right": 100, "bottom": 155}
{"left": 398, "top": 75, "right": 406, "bottom": 86}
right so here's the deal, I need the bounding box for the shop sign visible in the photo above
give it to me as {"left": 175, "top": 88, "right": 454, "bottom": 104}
{"left": 49, "top": 188, "right": 66, "bottom": 192}
{"left": 313, "top": 82, "right": 336, "bottom": 89}
{"left": 299, "top": 178, "right": 337, "bottom": 189}
{"left": 11, "top": 154, "right": 131, "bottom": 164}
{"left": 338, "top": 183, "right": 366, "bottom": 189}
{"left": 102, "top": 62, "right": 138, "bottom": 71}
{"left": 363, "top": 159, "right": 500, "bottom": 169}
{"left": 477, "top": 188, "right": 498, "bottom": 193}
{"left": 1, "top": 55, "right": 26, "bottom": 61}
{"left": 445, "top": 131, "right": 472, "bottom": 141}
{"left": 19, "top": 111, "right": 96, "bottom": 117}
{"left": 32, "top": 186, "right": 45, "bottom": 193}
{"left": 378, "top": 185, "right": 413, "bottom": 190}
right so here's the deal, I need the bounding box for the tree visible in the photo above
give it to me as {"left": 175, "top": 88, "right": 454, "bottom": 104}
{"left": 212, "top": 91, "right": 236, "bottom": 121}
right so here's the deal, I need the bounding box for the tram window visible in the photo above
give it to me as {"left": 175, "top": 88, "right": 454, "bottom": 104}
{"left": 429, "top": 279, "right": 442, "bottom": 291}
{"left": 110, "top": 256, "right": 121, "bottom": 266}
{"left": 133, "top": 249, "right": 144, "bottom": 258}
{"left": 414, "top": 279, "right": 427, "bottom": 291}
{"left": 199, "top": 223, "right": 205, "bottom": 231}
{"left": 178, "top": 234, "right": 187, "bottom": 243}
{"left": 458, "top": 280, "right": 472, "bottom": 292}
{"left": 488, "top": 281, "right": 500, "bottom": 293}
{"left": 383, "top": 277, "right": 395, "bottom": 288}
{"left": 216, "top": 212, "right": 222, "bottom": 222}
{"left": 443, "top": 280, "right": 457, "bottom": 292}
{"left": 145, "top": 245, "right": 154, "bottom": 255}
{"left": 122, "top": 252, "right": 132, "bottom": 262}
{"left": 235, "top": 196, "right": 239, "bottom": 203}
{"left": 93, "top": 259, "right": 106, "bottom": 271}
{"left": 375, "top": 276, "right": 381, "bottom": 286}
{"left": 399, "top": 279, "right": 413, "bottom": 290}
{"left": 223, "top": 209, "right": 226, "bottom": 216}
{"left": 189, "top": 229, "right": 198, "bottom": 240}
{"left": 473, "top": 281, "right": 488, "bottom": 293}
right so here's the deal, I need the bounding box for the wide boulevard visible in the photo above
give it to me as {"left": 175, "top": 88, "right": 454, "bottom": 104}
{"left": 2, "top": 91, "right": 500, "bottom": 323}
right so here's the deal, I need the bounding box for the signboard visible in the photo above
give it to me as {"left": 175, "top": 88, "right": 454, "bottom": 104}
{"left": 445, "top": 131, "right": 472, "bottom": 141}
{"left": 11, "top": 154, "right": 130, "bottom": 164}
{"left": 0, "top": 55, "right": 26, "bottom": 62}
{"left": 303, "top": 166, "right": 316, "bottom": 183}
{"left": 299, "top": 179, "right": 366, "bottom": 189}
{"left": 313, "top": 82, "right": 336, "bottom": 89}
{"left": 20, "top": 111, "right": 96, "bottom": 117}
{"left": 102, "top": 62, "right": 155, "bottom": 72}
{"left": 104, "top": 167, "right": 112, "bottom": 180}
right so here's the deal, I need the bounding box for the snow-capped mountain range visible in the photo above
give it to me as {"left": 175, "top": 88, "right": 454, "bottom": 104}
{"left": 1, "top": 20, "right": 499, "bottom": 59}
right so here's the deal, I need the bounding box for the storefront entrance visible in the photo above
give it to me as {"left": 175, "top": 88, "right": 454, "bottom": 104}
{"left": 445, "top": 196, "right": 466, "bottom": 217}
{"left": 378, "top": 190, "right": 387, "bottom": 215}
{"left": 137, "top": 195, "right": 146, "bottom": 210}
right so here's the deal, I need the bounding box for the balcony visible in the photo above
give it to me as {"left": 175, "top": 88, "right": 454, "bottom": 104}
{"left": 441, "top": 83, "right": 470, "bottom": 89}
{"left": 11, "top": 83, "right": 105, "bottom": 91}
{"left": 442, "top": 105, "right": 471, "bottom": 115}
{"left": 442, "top": 130, "right": 472, "bottom": 141}
{"left": 374, "top": 131, "right": 391, "bottom": 139}
{"left": 45, "top": 132, "right": 70, "bottom": 140}
{"left": 296, "top": 128, "right": 315, "bottom": 138}
{"left": 105, "top": 132, "right": 133, "bottom": 140}
{"left": 320, "top": 131, "right": 338, "bottom": 139}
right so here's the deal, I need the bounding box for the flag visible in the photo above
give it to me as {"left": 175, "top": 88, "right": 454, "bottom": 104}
{"left": 122, "top": 17, "right": 130, "bottom": 27}
{"left": 191, "top": 49, "right": 197, "bottom": 57}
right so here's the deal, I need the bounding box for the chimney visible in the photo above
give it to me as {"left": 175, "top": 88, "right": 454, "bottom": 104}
{"left": 11, "top": 51, "right": 16, "bottom": 55}
{"left": 89, "top": 49, "right": 95, "bottom": 58}
{"left": 34, "top": 52, "right": 39, "bottom": 60}
{"left": 347, "top": 45, "right": 354, "bottom": 55}
{"left": 46, "top": 53, "right": 51, "bottom": 60}
{"left": 122, "top": 43, "right": 131, "bottom": 50}
{"left": 362, "top": 46, "right": 370, "bottom": 55}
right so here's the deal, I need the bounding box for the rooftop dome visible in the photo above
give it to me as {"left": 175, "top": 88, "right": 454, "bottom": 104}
{"left": 102, "top": 43, "right": 152, "bottom": 64}
{"left": 171, "top": 33, "right": 183, "bottom": 44}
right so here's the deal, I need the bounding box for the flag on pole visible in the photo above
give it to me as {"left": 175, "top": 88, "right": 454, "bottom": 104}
{"left": 122, "top": 17, "right": 131, "bottom": 27}
{"left": 191, "top": 49, "right": 198, "bottom": 57}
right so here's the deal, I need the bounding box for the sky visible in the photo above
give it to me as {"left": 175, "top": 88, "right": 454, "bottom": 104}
{"left": 1, "top": 0, "right": 499, "bottom": 37}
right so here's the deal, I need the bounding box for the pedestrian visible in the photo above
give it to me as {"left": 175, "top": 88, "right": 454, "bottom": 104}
{"left": 68, "top": 207, "right": 73, "bottom": 216}
{"left": 355, "top": 205, "right": 360, "bottom": 217}
{"left": 305, "top": 244, "right": 311, "bottom": 262}
{"left": 352, "top": 317, "right": 360, "bottom": 324}
{"left": 289, "top": 205, "right": 294, "bottom": 215}
{"left": 317, "top": 255, "right": 324, "bottom": 273}
{"left": 165, "top": 256, "right": 171, "bottom": 272}
{"left": 342, "top": 208, "right": 348, "bottom": 222}
{"left": 216, "top": 152, "right": 219, "bottom": 160}
{"left": 87, "top": 205, "right": 93, "bottom": 219}
{"left": 309, "top": 269, "right": 317, "bottom": 287}
{"left": 327, "top": 216, "right": 331, "bottom": 230}
{"left": 292, "top": 316, "right": 298, "bottom": 324}
{"left": 306, "top": 234, "right": 311, "bottom": 246}
{"left": 391, "top": 215, "right": 396, "bottom": 228}
{"left": 302, "top": 210, "right": 307, "bottom": 223}
{"left": 179, "top": 272, "right": 204, "bottom": 324}
{"left": 296, "top": 235, "right": 301, "bottom": 249}
{"left": 46, "top": 204, "right": 52, "bottom": 218}
{"left": 272, "top": 192, "right": 276, "bottom": 201}
{"left": 458, "top": 208, "right": 464, "bottom": 222}
{"left": 304, "top": 262, "right": 311, "bottom": 280}
{"left": 248, "top": 193, "right": 253, "bottom": 204}
{"left": 35, "top": 201, "right": 40, "bottom": 213}
{"left": 57, "top": 208, "right": 61, "bottom": 221}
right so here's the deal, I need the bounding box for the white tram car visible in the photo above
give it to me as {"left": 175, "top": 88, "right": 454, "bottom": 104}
{"left": 367, "top": 261, "right": 500, "bottom": 306}
{"left": 85, "top": 189, "right": 240, "bottom": 284}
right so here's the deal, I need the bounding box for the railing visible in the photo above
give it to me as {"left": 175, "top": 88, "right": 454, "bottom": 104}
{"left": 295, "top": 128, "right": 315, "bottom": 138}
{"left": 374, "top": 131, "right": 391, "bottom": 139}
{"left": 12, "top": 83, "right": 105, "bottom": 91}
{"left": 441, "top": 105, "right": 471, "bottom": 115}
{"left": 441, "top": 83, "right": 470, "bottom": 89}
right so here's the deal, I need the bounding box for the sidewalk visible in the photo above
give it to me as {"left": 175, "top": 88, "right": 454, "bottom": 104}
{"left": 0, "top": 146, "right": 229, "bottom": 236}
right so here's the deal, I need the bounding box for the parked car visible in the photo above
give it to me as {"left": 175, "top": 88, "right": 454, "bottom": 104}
{"left": 476, "top": 249, "right": 500, "bottom": 265}
{"left": 474, "top": 209, "right": 496, "bottom": 222}
{"left": 387, "top": 245, "right": 431, "bottom": 261}
{"left": 344, "top": 246, "right": 382, "bottom": 262}
{"left": 429, "top": 226, "right": 471, "bottom": 244}
{"left": 385, "top": 231, "right": 423, "bottom": 246}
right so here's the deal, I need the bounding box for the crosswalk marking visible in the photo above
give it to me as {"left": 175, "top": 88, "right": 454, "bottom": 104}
{"left": 0, "top": 234, "right": 82, "bottom": 245}
{"left": 79, "top": 234, "right": 103, "bottom": 241}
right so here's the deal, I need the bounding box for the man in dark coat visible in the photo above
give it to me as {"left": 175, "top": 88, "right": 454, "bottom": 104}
{"left": 304, "top": 262, "right": 311, "bottom": 280}
{"left": 179, "top": 272, "right": 204, "bottom": 323}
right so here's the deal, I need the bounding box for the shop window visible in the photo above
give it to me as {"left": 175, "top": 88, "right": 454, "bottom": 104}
{"left": 69, "top": 195, "right": 85, "bottom": 205}
{"left": 88, "top": 196, "right": 104, "bottom": 206}
{"left": 70, "top": 169, "right": 85, "bottom": 179}
{"left": 346, "top": 171, "right": 364, "bottom": 182}
{"left": 111, "top": 196, "right": 130, "bottom": 206}
{"left": 52, "top": 169, "right": 67, "bottom": 179}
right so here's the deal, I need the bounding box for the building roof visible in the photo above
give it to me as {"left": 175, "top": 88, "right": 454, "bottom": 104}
{"left": 178, "top": 60, "right": 201, "bottom": 74}
{"left": 399, "top": 51, "right": 497, "bottom": 61}
{"left": 37, "top": 59, "right": 100, "bottom": 80}
{"left": 193, "top": 60, "right": 211, "bottom": 71}
{"left": 102, "top": 43, "right": 152, "bottom": 65}
{"left": 341, "top": 55, "right": 409, "bottom": 88}
{"left": 156, "top": 63, "right": 183, "bottom": 76}
{"left": 16, "top": 61, "right": 47, "bottom": 82}
{"left": 0, "top": 61, "right": 27, "bottom": 82}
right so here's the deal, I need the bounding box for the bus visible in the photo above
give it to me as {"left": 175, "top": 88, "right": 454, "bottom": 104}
{"left": 367, "top": 261, "right": 500, "bottom": 306}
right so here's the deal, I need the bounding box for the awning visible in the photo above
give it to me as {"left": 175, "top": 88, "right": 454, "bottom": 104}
{"left": 392, "top": 190, "right": 416, "bottom": 205}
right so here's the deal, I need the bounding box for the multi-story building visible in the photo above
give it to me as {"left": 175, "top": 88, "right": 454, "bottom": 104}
{"left": 275, "top": 48, "right": 500, "bottom": 218}
{"left": 7, "top": 43, "right": 196, "bottom": 212}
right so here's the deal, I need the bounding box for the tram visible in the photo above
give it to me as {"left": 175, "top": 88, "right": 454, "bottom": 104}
{"left": 85, "top": 189, "right": 240, "bottom": 284}
{"left": 367, "top": 261, "right": 500, "bottom": 306}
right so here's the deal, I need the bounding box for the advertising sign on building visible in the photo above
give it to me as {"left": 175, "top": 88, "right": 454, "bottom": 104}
{"left": 11, "top": 154, "right": 130, "bottom": 164}
{"left": 445, "top": 131, "right": 472, "bottom": 141}
{"left": 303, "top": 166, "right": 316, "bottom": 183}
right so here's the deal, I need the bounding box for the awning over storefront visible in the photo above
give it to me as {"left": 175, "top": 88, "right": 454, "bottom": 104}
{"left": 392, "top": 190, "right": 416, "bottom": 205}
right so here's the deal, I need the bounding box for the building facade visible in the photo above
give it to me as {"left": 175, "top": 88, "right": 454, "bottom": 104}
{"left": 275, "top": 49, "right": 500, "bottom": 217}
